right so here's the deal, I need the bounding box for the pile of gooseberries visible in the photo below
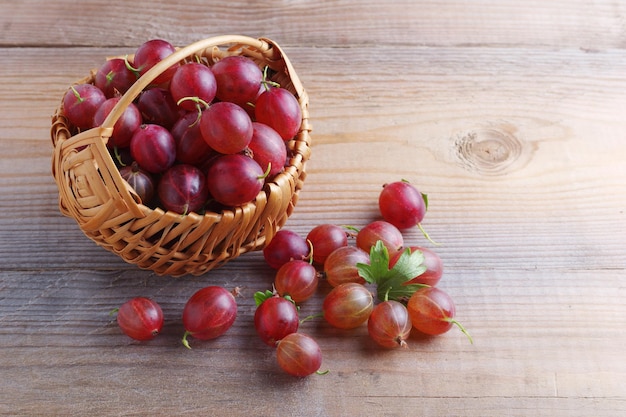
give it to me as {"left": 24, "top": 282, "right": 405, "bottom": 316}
{"left": 62, "top": 38, "right": 302, "bottom": 215}
{"left": 249, "top": 180, "right": 471, "bottom": 376}
{"left": 113, "top": 179, "right": 471, "bottom": 378}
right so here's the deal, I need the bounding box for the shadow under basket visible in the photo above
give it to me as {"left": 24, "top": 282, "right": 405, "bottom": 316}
{"left": 51, "top": 35, "right": 312, "bottom": 277}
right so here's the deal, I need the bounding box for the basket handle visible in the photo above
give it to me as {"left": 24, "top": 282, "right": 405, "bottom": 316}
{"left": 100, "top": 35, "right": 271, "bottom": 133}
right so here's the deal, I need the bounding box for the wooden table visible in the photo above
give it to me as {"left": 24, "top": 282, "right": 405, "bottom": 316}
{"left": 1, "top": 1, "right": 625, "bottom": 416}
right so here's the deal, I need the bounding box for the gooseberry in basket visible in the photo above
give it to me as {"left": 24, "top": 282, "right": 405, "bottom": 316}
{"left": 200, "top": 101, "right": 253, "bottom": 154}
{"left": 248, "top": 122, "right": 287, "bottom": 178}
{"left": 212, "top": 55, "right": 264, "bottom": 105}
{"left": 136, "top": 87, "right": 182, "bottom": 130}
{"left": 255, "top": 86, "right": 302, "bottom": 140}
{"left": 169, "top": 62, "right": 217, "bottom": 112}
{"left": 157, "top": 164, "right": 208, "bottom": 215}
{"left": 130, "top": 124, "right": 176, "bottom": 174}
{"left": 206, "top": 153, "right": 266, "bottom": 206}
{"left": 93, "top": 97, "right": 142, "bottom": 148}
{"left": 62, "top": 83, "right": 106, "bottom": 130}
{"left": 131, "top": 38, "right": 179, "bottom": 85}
{"left": 119, "top": 162, "right": 155, "bottom": 205}
{"left": 94, "top": 58, "right": 137, "bottom": 98}
{"left": 170, "top": 112, "right": 215, "bottom": 166}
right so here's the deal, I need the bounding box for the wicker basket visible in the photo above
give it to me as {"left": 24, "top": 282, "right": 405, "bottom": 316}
{"left": 51, "top": 35, "right": 311, "bottom": 276}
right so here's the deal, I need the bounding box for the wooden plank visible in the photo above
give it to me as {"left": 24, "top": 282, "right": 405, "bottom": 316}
{"left": 0, "top": 269, "right": 624, "bottom": 416}
{"left": 0, "top": 46, "right": 624, "bottom": 272}
{"left": 1, "top": 0, "right": 626, "bottom": 49}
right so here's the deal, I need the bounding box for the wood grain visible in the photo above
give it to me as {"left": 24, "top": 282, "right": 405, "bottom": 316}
{"left": 0, "top": 1, "right": 625, "bottom": 416}
{"left": 2, "top": 0, "right": 626, "bottom": 49}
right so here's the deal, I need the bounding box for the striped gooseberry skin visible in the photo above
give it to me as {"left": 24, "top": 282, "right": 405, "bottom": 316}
{"left": 255, "top": 86, "right": 302, "bottom": 141}
{"left": 323, "top": 283, "right": 374, "bottom": 330}
{"left": 132, "top": 38, "right": 179, "bottom": 84}
{"left": 274, "top": 260, "right": 319, "bottom": 303}
{"left": 378, "top": 180, "right": 427, "bottom": 230}
{"left": 367, "top": 300, "right": 412, "bottom": 349}
{"left": 306, "top": 224, "right": 349, "bottom": 265}
{"left": 182, "top": 286, "right": 238, "bottom": 348}
{"left": 116, "top": 297, "right": 164, "bottom": 341}
{"left": 130, "top": 124, "right": 176, "bottom": 174}
{"left": 263, "top": 229, "right": 310, "bottom": 270}
{"left": 407, "top": 286, "right": 455, "bottom": 336}
{"left": 355, "top": 220, "right": 404, "bottom": 256}
{"left": 254, "top": 295, "right": 299, "bottom": 347}
{"left": 323, "top": 246, "right": 369, "bottom": 288}
{"left": 206, "top": 154, "right": 264, "bottom": 207}
{"left": 276, "top": 333, "right": 322, "bottom": 377}
{"left": 211, "top": 55, "right": 263, "bottom": 105}
{"left": 157, "top": 164, "right": 208, "bottom": 215}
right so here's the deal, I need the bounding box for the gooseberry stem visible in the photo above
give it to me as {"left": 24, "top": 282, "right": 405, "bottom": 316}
{"left": 300, "top": 312, "right": 324, "bottom": 324}
{"left": 444, "top": 317, "right": 473, "bottom": 344}
{"left": 182, "top": 330, "right": 193, "bottom": 349}
{"left": 261, "top": 66, "right": 281, "bottom": 91}
{"left": 257, "top": 162, "right": 272, "bottom": 180}
{"left": 113, "top": 146, "right": 126, "bottom": 166}
{"left": 417, "top": 222, "right": 440, "bottom": 246}
{"left": 305, "top": 239, "right": 315, "bottom": 265}
{"left": 124, "top": 55, "right": 141, "bottom": 76}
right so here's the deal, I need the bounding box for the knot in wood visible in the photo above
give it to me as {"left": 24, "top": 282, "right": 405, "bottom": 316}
{"left": 454, "top": 126, "right": 522, "bottom": 175}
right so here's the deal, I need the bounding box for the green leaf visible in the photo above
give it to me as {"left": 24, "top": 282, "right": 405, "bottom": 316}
{"left": 375, "top": 249, "right": 428, "bottom": 303}
{"left": 391, "top": 247, "right": 425, "bottom": 278}
{"left": 357, "top": 240, "right": 390, "bottom": 284}
{"left": 254, "top": 289, "right": 274, "bottom": 307}
{"left": 356, "top": 240, "right": 429, "bottom": 302}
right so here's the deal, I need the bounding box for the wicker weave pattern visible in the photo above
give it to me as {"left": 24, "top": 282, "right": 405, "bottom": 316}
{"left": 51, "top": 36, "right": 311, "bottom": 276}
